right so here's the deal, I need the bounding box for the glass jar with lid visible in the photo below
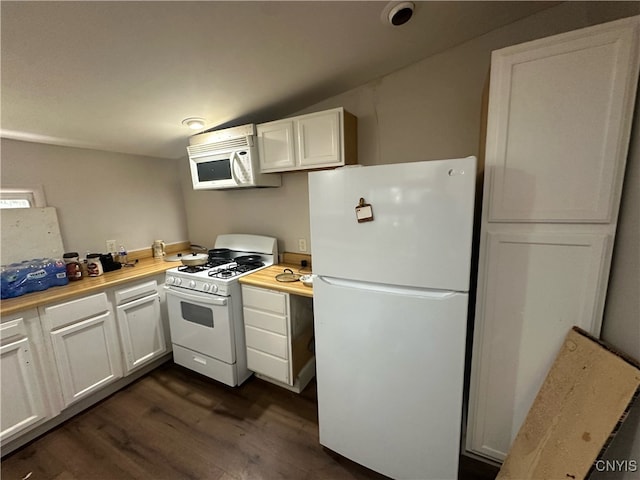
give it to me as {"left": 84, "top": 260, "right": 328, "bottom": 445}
{"left": 86, "top": 253, "right": 103, "bottom": 277}
{"left": 63, "top": 252, "right": 83, "bottom": 281}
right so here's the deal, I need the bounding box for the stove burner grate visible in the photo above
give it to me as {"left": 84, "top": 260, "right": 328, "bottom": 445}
{"left": 207, "top": 261, "right": 265, "bottom": 279}
{"left": 178, "top": 265, "right": 207, "bottom": 273}
{"left": 235, "top": 262, "right": 264, "bottom": 273}
{"left": 207, "top": 257, "right": 231, "bottom": 268}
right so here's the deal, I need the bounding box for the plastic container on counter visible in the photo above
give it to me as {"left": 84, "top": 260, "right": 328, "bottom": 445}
{"left": 0, "top": 258, "right": 69, "bottom": 299}
{"left": 63, "top": 252, "right": 83, "bottom": 281}
{"left": 86, "top": 253, "right": 104, "bottom": 277}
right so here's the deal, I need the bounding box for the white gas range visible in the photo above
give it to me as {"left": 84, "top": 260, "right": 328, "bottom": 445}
{"left": 165, "top": 234, "right": 277, "bottom": 386}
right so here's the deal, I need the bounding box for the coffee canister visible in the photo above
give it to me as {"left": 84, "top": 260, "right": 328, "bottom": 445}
{"left": 63, "top": 252, "right": 83, "bottom": 281}
{"left": 86, "top": 253, "right": 103, "bottom": 277}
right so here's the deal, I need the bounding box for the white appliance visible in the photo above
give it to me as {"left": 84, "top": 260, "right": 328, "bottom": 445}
{"left": 187, "top": 123, "right": 281, "bottom": 190}
{"left": 165, "top": 234, "right": 278, "bottom": 386}
{"left": 308, "top": 157, "right": 477, "bottom": 480}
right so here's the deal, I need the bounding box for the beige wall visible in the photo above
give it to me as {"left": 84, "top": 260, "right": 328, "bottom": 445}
{"left": 1, "top": 139, "right": 189, "bottom": 255}
{"left": 181, "top": 1, "right": 640, "bottom": 254}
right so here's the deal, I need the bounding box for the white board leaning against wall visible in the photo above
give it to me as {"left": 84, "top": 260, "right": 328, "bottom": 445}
{"left": 1, "top": 207, "right": 65, "bottom": 265}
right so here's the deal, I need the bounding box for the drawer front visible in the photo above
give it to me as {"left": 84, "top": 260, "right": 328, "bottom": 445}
{"left": 44, "top": 293, "right": 110, "bottom": 331}
{"left": 114, "top": 280, "right": 158, "bottom": 306}
{"left": 243, "top": 308, "right": 287, "bottom": 335}
{"left": 245, "top": 325, "right": 288, "bottom": 359}
{"left": 172, "top": 345, "right": 237, "bottom": 387}
{"left": 247, "top": 347, "right": 290, "bottom": 385}
{"left": 0, "top": 318, "right": 27, "bottom": 343}
{"left": 242, "top": 286, "right": 287, "bottom": 315}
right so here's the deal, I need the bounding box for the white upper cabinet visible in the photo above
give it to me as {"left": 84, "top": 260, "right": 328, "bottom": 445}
{"left": 257, "top": 107, "right": 357, "bottom": 173}
{"left": 296, "top": 109, "right": 341, "bottom": 168}
{"left": 486, "top": 18, "right": 639, "bottom": 223}
{"left": 467, "top": 16, "right": 640, "bottom": 463}
{"left": 257, "top": 120, "right": 297, "bottom": 171}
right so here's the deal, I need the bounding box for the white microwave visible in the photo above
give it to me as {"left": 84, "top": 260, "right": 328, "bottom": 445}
{"left": 187, "top": 124, "right": 281, "bottom": 190}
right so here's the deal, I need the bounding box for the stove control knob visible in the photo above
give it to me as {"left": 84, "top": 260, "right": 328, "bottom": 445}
{"left": 189, "top": 280, "right": 197, "bottom": 288}
{"left": 210, "top": 284, "right": 218, "bottom": 293}
{"left": 174, "top": 277, "right": 182, "bottom": 286}
{"left": 166, "top": 276, "right": 174, "bottom": 285}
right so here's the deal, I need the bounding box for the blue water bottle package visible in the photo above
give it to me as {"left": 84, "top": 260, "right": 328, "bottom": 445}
{"left": 1, "top": 258, "right": 69, "bottom": 299}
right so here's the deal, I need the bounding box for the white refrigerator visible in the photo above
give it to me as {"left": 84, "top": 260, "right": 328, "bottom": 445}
{"left": 308, "top": 157, "right": 477, "bottom": 480}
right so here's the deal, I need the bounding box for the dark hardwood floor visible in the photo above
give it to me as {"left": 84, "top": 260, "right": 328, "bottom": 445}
{"left": 2, "top": 363, "right": 498, "bottom": 480}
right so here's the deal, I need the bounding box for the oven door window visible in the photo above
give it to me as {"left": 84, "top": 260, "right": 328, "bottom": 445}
{"left": 196, "top": 158, "right": 232, "bottom": 182}
{"left": 181, "top": 302, "right": 214, "bottom": 328}
{"left": 166, "top": 290, "right": 235, "bottom": 362}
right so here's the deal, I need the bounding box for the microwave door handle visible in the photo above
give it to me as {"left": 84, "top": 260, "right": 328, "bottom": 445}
{"left": 230, "top": 152, "right": 242, "bottom": 185}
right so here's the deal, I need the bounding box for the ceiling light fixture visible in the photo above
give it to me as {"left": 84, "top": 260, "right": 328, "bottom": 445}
{"left": 182, "top": 117, "right": 206, "bottom": 130}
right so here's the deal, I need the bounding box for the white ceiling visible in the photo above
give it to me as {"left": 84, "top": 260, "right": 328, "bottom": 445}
{"left": 1, "top": 1, "right": 559, "bottom": 159}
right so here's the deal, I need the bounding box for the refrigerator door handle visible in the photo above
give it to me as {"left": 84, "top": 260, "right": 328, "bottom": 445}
{"left": 318, "top": 275, "right": 465, "bottom": 298}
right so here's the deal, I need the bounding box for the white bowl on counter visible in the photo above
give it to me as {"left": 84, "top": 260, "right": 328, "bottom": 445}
{"left": 300, "top": 274, "right": 314, "bottom": 287}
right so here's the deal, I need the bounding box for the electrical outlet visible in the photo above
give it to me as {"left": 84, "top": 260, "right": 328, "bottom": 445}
{"left": 298, "top": 238, "right": 307, "bottom": 252}
{"left": 106, "top": 239, "right": 117, "bottom": 253}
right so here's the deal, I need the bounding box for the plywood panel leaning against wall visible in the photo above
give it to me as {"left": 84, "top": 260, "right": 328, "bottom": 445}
{"left": 497, "top": 327, "right": 640, "bottom": 480}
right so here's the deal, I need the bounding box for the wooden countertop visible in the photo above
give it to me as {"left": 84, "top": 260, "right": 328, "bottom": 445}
{"left": 1, "top": 255, "right": 184, "bottom": 316}
{"left": 239, "top": 263, "right": 314, "bottom": 298}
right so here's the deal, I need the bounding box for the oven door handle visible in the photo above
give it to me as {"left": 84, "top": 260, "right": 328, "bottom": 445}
{"left": 165, "top": 286, "right": 228, "bottom": 306}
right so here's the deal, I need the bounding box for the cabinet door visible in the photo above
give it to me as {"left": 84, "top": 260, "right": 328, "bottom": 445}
{"left": 297, "top": 109, "right": 341, "bottom": 168}
{"left": 485, "top": 18, "right": 639, "bottom": 223}
{"left": 50, "top": 311, "right": 122, "bottom": 407}
{"left": 0, "top": 337, "right": 46, "bottom": 442}
{"left": 257, "top": 120, "right": 296, "bottom": 172}
{"left": 467, "top": 16, "right": 640, "bottom": 463}
{"left": 468, "top": 230, "right": 609, "bottom": 460}
{"left": 116, "top": 293, "right": 166, "bottom": 373}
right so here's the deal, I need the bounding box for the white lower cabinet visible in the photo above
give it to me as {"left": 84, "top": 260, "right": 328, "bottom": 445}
{"left": 41, "top": 293, "right": 123, "bottom": 408}
{"left": 1, "top": 274, "right": 172, "bottom": 454}
{"left": 468, "top": 228, "right": 611, "bottom": 459}
{"left": 0, "top": 309, "right": 58, "bottom": 443}
{"left": 113, "top": 279, "right": 167, "bottom": 374}
{"left": 242, "top": 285, "right": 314, "bottom": 392}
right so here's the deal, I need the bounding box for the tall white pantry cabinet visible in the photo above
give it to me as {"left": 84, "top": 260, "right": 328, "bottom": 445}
{"left": 467, "top": 16, "right": 640, "bottom": 462}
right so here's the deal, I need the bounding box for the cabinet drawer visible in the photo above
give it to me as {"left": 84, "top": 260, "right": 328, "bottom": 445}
{"left": 0, "top": 318, "right": 27, "bottom": 342}
{"left": 114, "top": 280, "right": 158, "bottom": 306}
{"left": 243, "top": 308, "right": 287, "bottom": 335}
{"left": 173, "top": 345, "right": 236, "bottom": 387}
{"left": 246, "top": 347, "right": 290, "bottom": 384}
{"left": 44, "top": 293, "right": 110, "bottom": 331}
{"left": 242, "top": 286, "right": 286, "bottom": 315}
{"left": 245, "top": 325, "right": 288, "bottom": 359}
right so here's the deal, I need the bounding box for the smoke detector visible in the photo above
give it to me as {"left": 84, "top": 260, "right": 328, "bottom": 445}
{"left": 382, "top": 1, "right": 415, "bottom": 27}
